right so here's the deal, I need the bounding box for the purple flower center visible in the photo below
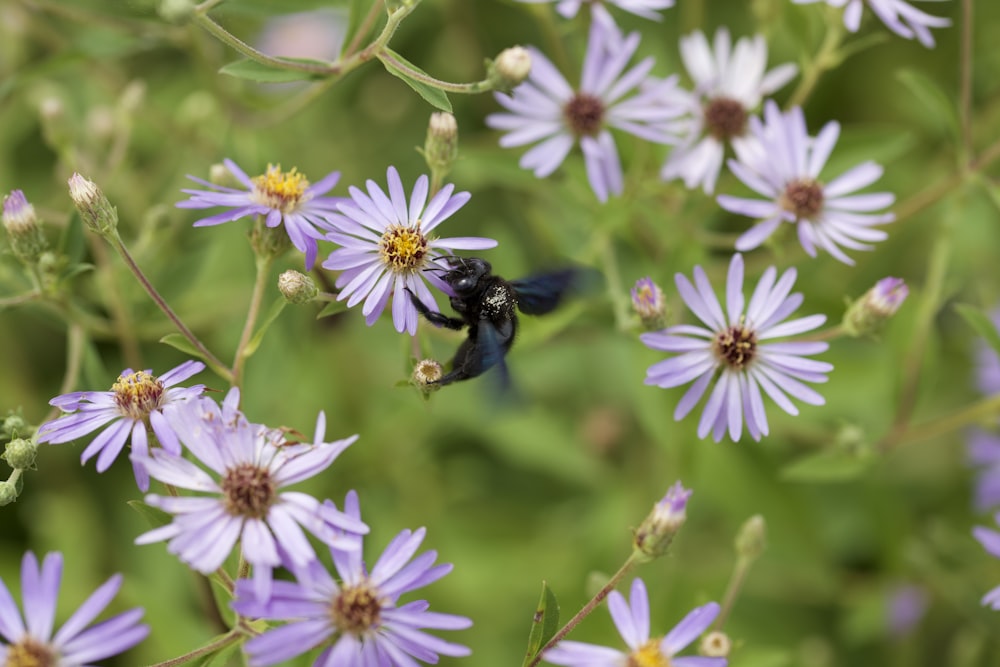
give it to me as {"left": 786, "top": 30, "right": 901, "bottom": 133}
{"left": 379, "top": 224, "right": 429, "bottom": 273}
{"left": 714, "top": 324, "right": 758, "bottom": 370}
{"left": 6, "top": 636, "right": 58, "bottom": 667}
{"left": 627, "top": 638, "right": 669, "bottom": 667}
{"left": 564, "top": 93, "right": 605, "bottom": 137}
{"left": 331, "top": 582, "right": 387, "bottom": 634}
{"left": 112, "top": 371, "right": 165, "bottom": 421}
{"left": 251, "top": 165, "right": 309, "bottom": 214}
{"left": 221, "top": 463, "right": 276, "bottom": 519}
{"left": 780, "top": 179, "right": 824, "bottom": 220}
{"left": 703, "top": 97, "right": 748, "bottom": 141}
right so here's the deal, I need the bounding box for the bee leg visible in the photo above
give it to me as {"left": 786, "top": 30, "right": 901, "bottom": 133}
{"left": 405, "top": 288, "right": 466, "bottom": 330}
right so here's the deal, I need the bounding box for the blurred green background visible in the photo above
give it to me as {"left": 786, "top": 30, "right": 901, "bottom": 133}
{"left": 3, "top": 0, "right": 1000, "bottom": 665}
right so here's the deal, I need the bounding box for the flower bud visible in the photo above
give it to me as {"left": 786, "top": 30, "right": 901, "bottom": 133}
{"left": 3, "top": 438, "right": 36, "bottom": 470}
{"left": 633, "top": 481, "right": 691, "bottom": 561}
{"left": 699, "top": 631, "right": 732, "bottom": 658}
{"left": 631, "top": 277, "right": 667, "bottom": 330}
{"left": 3, "top": 189, "right": 48, "bottom": 264}
{"left": 158, "top": 0, "right": 195, "bottom": 22}
{"left": 735, "top": 514, "right": 766, "bottom": 561}
{"left": 412, "top": 359, "right": 443, "bottom": 393}
{"left": 488, "top": 46, "right": 531, "bottom": 94}
{"left": 843, "top": 277, "right": 908, "bottom": 337}
{"left": 423, "top": 112, "right": 459, "bottom": 177}
{"left": 278, "top": 270, "right": 319, "bottom": 304}
{"left": 0, "top": 481, "right": 16, "bottom": 506}
{"left": 68, "top": 173, "right": 118, "bottom": 237}
{"left": 2, "top": 413, "right": 27, "bottom": 439}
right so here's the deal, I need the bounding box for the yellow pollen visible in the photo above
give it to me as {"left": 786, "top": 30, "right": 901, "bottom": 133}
{"left": 5, "top": 637, "right": 58, "bottom": 667}
{"left": 627, "top": 639, "right": 670, "bottom": 667}
{"left": 251, "top": 164, "right": 309, "bottom": 213}
{"left": 112, "top": 371, "right": 165, "bottom": 421}
{"left": 379, "top": 224, "right": 430, "bottom": 273}
{"left": 330, "top": 582, "right": 387, "bottom": 635}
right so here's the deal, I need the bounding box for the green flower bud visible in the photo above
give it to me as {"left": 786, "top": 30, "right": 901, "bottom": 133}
{"left": 2, "top": 413, "right": 27, "bottom": 439}
{"left": 631, "top": 277, "right": 668, "bottom": 331}
{"left": 735, "top": 514, "right": 766, "bottom": 561}
{"left": 278, "top": 270, "right": 319, "bottom": 304}
{"left": 843, "top": 277, "right": 908, "bottom": 337}
{"left": 68, "top": 173, "right": 118, "bottom": 237}
{"left": 250, "top": 215, "right": 292, "bottom": 260}
{"left": 633, "top": 481, "right": 691, "bottom": 561}
{"left": 3, "top": 438, "right": 36, "bottom": 470}
{"left": 158, "top": 0, "right": 195, "bottom": 23}
{"left": 0, "top": 481, "right": 17, "bottom": 506}
{"left": 3, "top": 190, "right": 48, "bottom": 264}
{"left": 423, "top": 112, "right": 459, "bottom": 178}
{"left": 487, "top": 46, "right": 531, "bottom": 94}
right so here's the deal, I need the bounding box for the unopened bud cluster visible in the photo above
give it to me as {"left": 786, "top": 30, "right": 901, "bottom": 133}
{"left": 278, "top": 270, "right": 318, "bottom": 304}
{"left": 3, "top": 190, "right": 48, "bottom": 264}
{"left": 68, "top": 173, "right": 118, "bottom": 236}
{"left": 633, "top": 481, "right": 691, "bottom": 561}
{"left": 843, "top": 277, "right": 908, "bottom": 337}
{"left": 3, "top": 437, "right": 37, "bottom": 470}
{"left": 423, "top": 112, "right": 459, "bottom": 178}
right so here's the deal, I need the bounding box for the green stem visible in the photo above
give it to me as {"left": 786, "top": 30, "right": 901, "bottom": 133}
{"left": 342, "top": 0, "right": 385, "bottom": 59}
{"left": 526, "top": 554, "right": 641, "bottom": 667}
{"left": 232, "top": 254, "right": 274, "bottom": 390}
{"left": 191, "top": 13, "right": 334, "bottom": 75}
{"left": 39, "top": 323, "right": 87, "bottom": 424}
{"left": 143, "top": 629, "right": 244, "bottom": 667}
{"left": 0, "top": 291, "right": 41, "bottom": 308}
{"left": 712, "top": 555, "right": 752, "bottom": 631}
{"left": 881, "top": 394, "right": 1000, "bottom": 451}
{"left": 376, "top": 51, "right": 494, "bottom": 94}
{"left": 787, "top": 13, "right": 845, "bottom": 108}
{"left": 959, "top": 0, "right": 973, "bottom": 164}
{"left": 88, "top": 233, "right": 142, "bottom": 369}
{"left": 797, "top": 324, "right": 845, "bottom": 342}
{"left": 106, "top": 231, "right": 231, "bottom": 383}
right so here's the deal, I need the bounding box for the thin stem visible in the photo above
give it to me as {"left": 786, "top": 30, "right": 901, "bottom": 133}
{"left": 797, "top": 324, "right": 845, "bottom": 342}
{"left": 787, "top": 14, "right": 845, "bottom": 109}
{"left": 343, "top": 0, "right": 385, "bottom": 59}
{"left": 87, "top": 234, "right": 142, "bottom": 369}
{"left": 526, "top": 554, "right": 640, "bottom": 667}
{"left": 39, "top": 323, "right": 87, "bottom": 424}
{"left": 960, "top": 0, "right": 973, "bottom": 163}
{"left": 191, "top": 13, "right": 334, "bottom": 75}
{"left": 712, "top": 556, "right": 752, "bottom": 631}
{"left": 376, "top": 51, "right": 494, "bottom": 94}
{"left": 106, "top": 232, "right": 231, "bottom": 383}
{"left": 143, "top": 629, "right": 243, "bottom": 667}
{"left": 600, "top": 239, "right": 628, "bottom": 332}
{"left": 880, "top": 394, "right": 1000, "bottom": 451}
{"left": 232, "top": 254, "right": 274, "bottom": 390}
{"left": 0, "top": 291, "right": 41, "bottom": 308}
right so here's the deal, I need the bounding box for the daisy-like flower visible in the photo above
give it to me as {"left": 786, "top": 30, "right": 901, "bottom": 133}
{"left": 792, "top": 0, "right": 950, "bottom": 48}
{"left": 486, "top": 19, "right": 687, "bottom": 202}
{"left": 321, "top": 166, "right": 497, "bottom": 335}
{"left": 0, "top": 552, "right": 149, "bottom": 666}
{"left": 641, "top": 254, "right": 832, "bottom": 442}
{"left": 35, "top": 359, "right": 205, "bottom": 492}
{"left": 133, "top": 389, "right": 368, "bottom": 601}
{"left": 718, "top": 101, "right": 895, "bottom": 265}
{"left": 968, "top": 429, "right": 1000, "bottom": 513}
{"left": 973, "top": 514, "right": 1000, "bottom": 609}
{"left": 232, "top": 490, "right": 472, "bottom": 667}
{"left": 661, "top": 28, "right": 798, "bottom": 194}
{"left": 544, "top": 578, "right": 724, "bottom": 667}
{"left": 177, "top": 159, "right": 343, "bottom": 269}
{"left": 514, "top": 0, "right": 675, "bottom": 21}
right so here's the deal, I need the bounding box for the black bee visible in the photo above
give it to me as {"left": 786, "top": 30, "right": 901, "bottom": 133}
{"left": 406, "top": 256, "right": 593, "bottom": 388}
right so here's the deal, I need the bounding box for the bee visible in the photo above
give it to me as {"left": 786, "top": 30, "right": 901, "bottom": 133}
{"left": 406, "top": 256, "right": 595, "bottom": 388}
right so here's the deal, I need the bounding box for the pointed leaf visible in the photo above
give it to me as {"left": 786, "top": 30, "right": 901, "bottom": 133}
{"left": 219, "top": 58, "right": 328, "bottom": 83}
{"left": 316, "top": 299, "right": 349, "bottom": 319}
{"left": 127, "top": 500, "right": 174, "bottom": 529}
{"left": 781, "top": 448, "right": 873, "bottom": 482}
{"left": 522, "top": 581, "right": 560, "bottom": 667}
{"left": 379, "top": 48, "right": 453, "bottom": 112}
{"left": 896, "top": 69, "right": 959, "bottom": 141}
{"left": 191, "top": 634, "right": 242, "bottom": 666}
{"left": 956, "top": 303, "right": 1000, "bottom": 360}
{"left": 243, "top": 298, "right": 287, "bottom": 357}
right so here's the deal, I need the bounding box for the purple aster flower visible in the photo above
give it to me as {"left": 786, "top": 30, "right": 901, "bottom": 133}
{"left": 486, "top": 19, "right": 687, "bottom": 202}
{"left": 661, "top": 28, "right": 798, "bottom": 194}
{"left": 0, "top": 552, "right": 149, "bottom": 666}
{"left": 973, "top": 514, "right": 1000, "bottom": 609}
{"left": 133, "top": 389, "right": 368, "bottom": 601}
{"left": 974, "top": 308, "right": 1000, "bottom": 395}
{"left": 514, "top": 0, "right": 675, "bottom": 21}
{"left": 641, "top": 254, "right": 832, "bottom": 442}
{"left": 544, "top": 578, "right": 724, "bottom": 667}
{"left": 968, "top": 428, "right": 1000, "bottom": 513}
{"left": 232, "top": 490, "right": 472, "bottom": 667}
{"left": 886, "top": 583, "right": 928, "bottom": 637}
{"left": 792, "top": 0, "right": 950, "bottom": 48}
{"left": 36, "top": 359, "right": 205, "bottom": 492}
{"left": 634, "top": 481, "right": 692, "bottom": 559}
{"left": 177, "top": 159, "right": 343, "bottom": 269}
{"left": 321, "top": 166, "right": 497, "bottom": 335}
{"left": 632, "top": 276, "right": 668, "bottom": 329}
{"left": 718, "top": 101, "right": 895, "bottom": 265}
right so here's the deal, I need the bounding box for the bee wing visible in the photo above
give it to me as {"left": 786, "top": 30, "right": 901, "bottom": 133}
{"left": 477, "top": 319, "right": 512, "bottom": 393}
{"left": 510, "top": 268, "right": 601, "bottom": 315}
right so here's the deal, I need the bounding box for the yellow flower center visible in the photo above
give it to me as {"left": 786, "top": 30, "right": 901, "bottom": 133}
{"left": 713, "top": 321, "right": 758, "bottom": 371}
{"left": 112, "top": 371, "right": 165, "bottom": 421}
{"left": 627, "top": 639, "right": 671, "bottom": 667}
{"left": 378, "top": 224, "right": 430, "bottom": 273}
{"left": 251, "top": 164, "right": 310, "bottom": 213}
{"left": 330, "top": 581, "right": 388, "bottom": 635}
{"left": 4, "top": 637, "right": 58, "bottom": 667}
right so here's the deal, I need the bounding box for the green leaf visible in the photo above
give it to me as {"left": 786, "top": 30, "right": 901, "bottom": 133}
{"left": 60, "top": 212, "right": 87, "bottom": 264}
{"left": 522, "top": 581, "right": 560, "bottom": 667}
{"left": 955, "top": 303, "right": 1000, "bottom": 360}
{"left": 160, "top": 333, "right": 204, "bottom": 359}
{"left": 191, "top": 634, "right": 243, "bottom": 667}
{"left": 781, "top": 448, "right": 874, "bottom": 482}
{"left": 316, "top": 299, "right": 349, "bottom": 319}
{"left": 219, "top": 58, "right": 327, "bottom": 83}
{"left": 379, "top": 49, "right": 453, "bottom": 112}
{"left": 243, "top": 298, "right": 286, "bottom": 358}
{"left": 127, "top": 500, "right": 174, "bottom": 529}
{"left": 896, "top": 69, "right": 959, "bottom": 141}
